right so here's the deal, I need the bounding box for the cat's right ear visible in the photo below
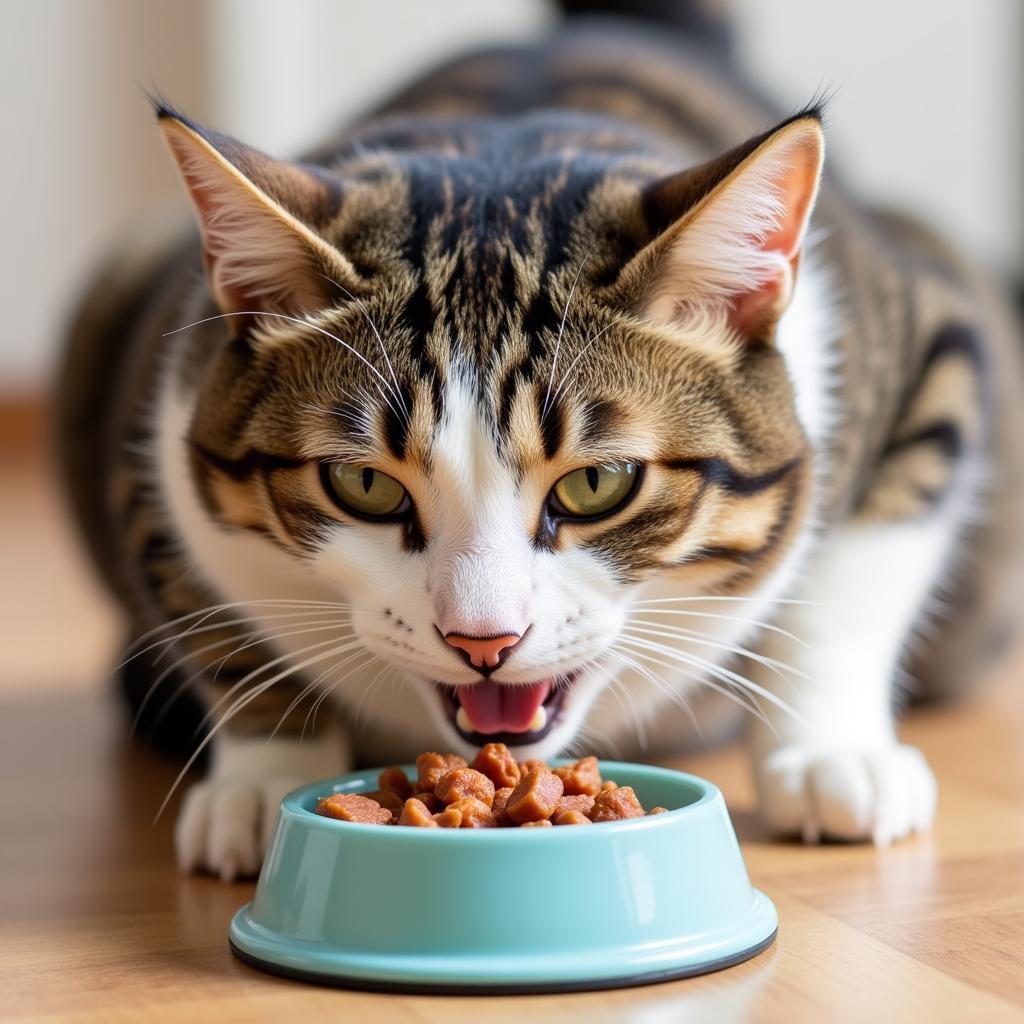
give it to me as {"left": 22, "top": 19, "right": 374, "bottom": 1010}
{"left": 156, "top": 104, "right": 360, "bottom": 319}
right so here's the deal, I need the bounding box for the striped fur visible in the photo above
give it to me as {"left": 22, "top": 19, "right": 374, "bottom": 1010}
{"left": 57, "top": 14, "right": 1023, "bottom": 867}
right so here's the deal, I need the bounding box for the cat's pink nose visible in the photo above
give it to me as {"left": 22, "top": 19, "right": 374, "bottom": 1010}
{"left": 443, "top": 631, "right": 522, "bottom": 670}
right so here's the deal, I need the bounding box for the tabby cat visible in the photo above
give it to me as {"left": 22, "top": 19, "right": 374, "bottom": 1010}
{"left": 58, "top": 2, "right": 1024, "bottom": 879}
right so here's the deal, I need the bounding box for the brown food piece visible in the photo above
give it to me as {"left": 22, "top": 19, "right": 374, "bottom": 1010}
{"left": 364, "top": 789, "right": 405, "bottom": 815}
{"left": 554, "top": 794, "right": 595, "bottom": 817}
{"left": 601, "top": 779, "right": 618, "bottom": 791}
{"left": 415, "top": 751, "right": 468, "bottom": 791}
{"left": 506, "top": 767, "right": 564, "bottom": 824}
{"left": 432, "top": 806, "right": 463, "bottom": 828}
{"left": 590, "top": 785, "right": 646, "bottom": 822}
{"left": 471, "top": 743, "right": 522, "bottom": 789}
{"left": 447, "top": 796, "right": 497, "bottom": 828}
{"left": 491, "top": 787, "right": 514, "bottom": 816}
{"left": 378, "top": 766, "right": 412, "bottom": 799}
{"left": 518, "top": 758, "right": 549, "bottom": 777}
{"left": 554, "top": 809, "right": 593, "bottom": 826}
{"left": 316, "top": 793, "right": 393, "bottom": 825}
{"left": 520, "top": 818, "right": 553, "bottom": 827}
{"left": 553, "top": 756, "right": 603, "bottom": 797}
{"left": 410, "top": 791, "right": 441, "bottom": 812}
{"left": 398, "top": 798, "right": 439, "bottom": 827}
{"left": 435, "top": 767, "right": 495, "bottom": 808}
{"left": 649, "top": 806, "right": 670, "bottom": 816}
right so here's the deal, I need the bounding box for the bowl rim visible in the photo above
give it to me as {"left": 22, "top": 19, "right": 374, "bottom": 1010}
{"left": 281, "top": 760, "right": 720, "bottom": 843}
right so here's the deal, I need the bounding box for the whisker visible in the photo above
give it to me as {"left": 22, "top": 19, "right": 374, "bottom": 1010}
{"left": 620, "top": 630, "right": 783, "bottom": 708}
{"left": 598, "top": 669, "right": 646, "bottom": 749}
{"left": 349, "top": 658, "right": 392, "bottom": 733}
{"left": 549, "top": 319, "right": 617, "bottom": 408}
{"left": 130, "top": 613, "right": 352, "bottom": 729}
{"left": 631, "top": 595, "right": 817, "bottom": 606}
{"left": 300, "top": 399, "right": 372, "bottom": 437}
{"left": 625, "top": 606, "right": 811, "bottom": 651}
{"left": 134, "top": 628, "right": 264, "bottom": 730}
{"left": 268, "top": 645, "right": 372, "bottom": 742}
{"left": 318, "top": 274, "right": 411, "bottom": 427}
{"left": 303, "top": 684, "right": 338, "bottom": 742}
{"left": 304, "top": 650, "right": 379, "bottom": 740}
{"left": 617, "top": 633, "right": 802, "bottom": 724}
{"left": 604, "top": 645, "right": 702, "bottom": 737}
{"left": 541, "top": 253, "right": 590, "bottom": 423}
{"left": 119, "top": 599, "right": 351, "bottom": 667}
{"left": 623, "top": 619, "right": 809, "bottom": 683}
{"left": 164, "top": 311, "right": 405, "bottom": 426}
{"left": 196, "top": 636, "right": 366, "bottom": 734}
{"left": 615, "top": 640, "right": 771, "bottom": 728}
{"left": 567, "top": 721, "right": 625, "bottom": 761}
{"left": 138, "top": 623, "right": 327, "bottom": 733}
{"left": 140, "top": 619, "right": 354, "bottom": 736}
{"left": 568, "top": 650, "right": 648, "bottom": 745}
{"left": 154, "top": 638, "right": 367, "bottom": 823}
{"left": 151, "top": 608, "right": 349, "bottom": 665}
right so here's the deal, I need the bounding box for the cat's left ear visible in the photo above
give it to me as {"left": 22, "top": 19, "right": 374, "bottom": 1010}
{"left": 157, "top": 105, "right": 360, "bottom": 319}
{"left": 626, "top": 111, "right": 824, "bottom": 341}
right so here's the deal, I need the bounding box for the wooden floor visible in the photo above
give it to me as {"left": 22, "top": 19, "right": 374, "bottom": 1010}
{"left": 3, "top": 413, "right": 1024, "bottom": 1022}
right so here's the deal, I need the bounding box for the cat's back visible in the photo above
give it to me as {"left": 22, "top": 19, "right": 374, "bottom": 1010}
{"left": 342, "top": 19, "right": 772, "bottom": 165}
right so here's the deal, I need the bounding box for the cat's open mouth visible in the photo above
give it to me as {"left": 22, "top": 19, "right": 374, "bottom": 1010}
{"left": 436, "top": 673, "right": 579, "bottom": 746}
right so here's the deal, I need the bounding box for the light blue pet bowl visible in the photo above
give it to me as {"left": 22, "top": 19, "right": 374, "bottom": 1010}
{"left": 229, "top": 761, "right": 777, "bottom": 993}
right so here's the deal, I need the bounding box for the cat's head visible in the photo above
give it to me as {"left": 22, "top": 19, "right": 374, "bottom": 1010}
{"left": 158, "top": 103, "right": 823, "bottom": 757}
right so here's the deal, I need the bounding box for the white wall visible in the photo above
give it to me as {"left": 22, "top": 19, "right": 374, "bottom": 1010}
{"left": 205, "top": 0, "right": 552, "bottom": 155}
{"left": 732, "top": 0, "right": 1023, "bottom": 281}
{"left": 1, "top": 0, "right": 1019, "bottom": 393}
{"left": 1, "top": 0, "right": 211, "bottom": 393}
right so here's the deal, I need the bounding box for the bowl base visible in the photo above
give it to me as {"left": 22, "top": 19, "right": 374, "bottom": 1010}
{"left": 229, "top": 927, "right": 777, "bottom": 995}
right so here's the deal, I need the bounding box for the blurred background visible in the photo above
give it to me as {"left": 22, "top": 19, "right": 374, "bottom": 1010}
{"left": 1, "top": 0, "right": 1022, "bottom": 698}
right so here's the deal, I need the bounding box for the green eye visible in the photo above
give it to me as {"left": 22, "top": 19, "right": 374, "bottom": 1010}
{"left": 324, "top": 464, "right": 409, "bottom": 518}
{"left": 551, "top": 462, "right": 639, "bottom": 518}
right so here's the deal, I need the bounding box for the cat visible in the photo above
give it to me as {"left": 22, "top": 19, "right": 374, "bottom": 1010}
{"left": 57, "top": 1, "right": 1024, "bottom": 880}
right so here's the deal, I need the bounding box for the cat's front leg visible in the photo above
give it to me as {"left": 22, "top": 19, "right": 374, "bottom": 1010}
{"left": 746, "top": 518, "right": 946, "bottom": 845}
{"left": 175, "top": 723, "right": 350, "bottom": 880}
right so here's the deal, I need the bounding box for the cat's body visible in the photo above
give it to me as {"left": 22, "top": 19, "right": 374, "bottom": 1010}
{"left": 59, "top": 9, "right": 1024, "bottom": 877}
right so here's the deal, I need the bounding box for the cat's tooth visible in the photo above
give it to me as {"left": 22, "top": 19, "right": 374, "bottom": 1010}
{"left": 456, "top": 706, "right": 475, "bottom": 733}
{"left": 528, "top": 705, "right": 548, "bottom": 732}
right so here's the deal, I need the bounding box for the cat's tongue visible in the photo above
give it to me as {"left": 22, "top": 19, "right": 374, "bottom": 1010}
{"left": 456, "top": 680, "right": 551, "bottom": 734}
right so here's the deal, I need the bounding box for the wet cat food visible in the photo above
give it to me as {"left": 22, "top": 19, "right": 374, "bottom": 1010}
{"left": 471, "top": 742, "right": 522, "bottom": 789}
{"left": 435, "top": 767, "right": 496, "bottom": 807}
{"left": 416, "top": 751, "right": 468, "bottom": 791}
{"left": 491, "top": 786, "right": 514, "bottom": 816}
{"left": 590, "top": 785, "right": 645, "bottom": 822}
{"left": 505, "top": 767, "right": 564, "bottom": 823}
{"left": 315, "top": 747, "right": 668, "bottom": 827}
{"left": 553, "top": 755, "right": 602, "bottom": 796}
{"left": 315, "top": 793, "right": 394, "bottom": 824}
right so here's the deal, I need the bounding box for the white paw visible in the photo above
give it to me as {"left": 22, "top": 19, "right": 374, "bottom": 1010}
{"left": 175, "top": 776, "right": 303, "bottom": 881}
{"left": 755, "top": 744, "right": 937, "bottom": 845}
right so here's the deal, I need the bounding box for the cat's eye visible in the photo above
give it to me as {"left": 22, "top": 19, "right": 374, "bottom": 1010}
{"left": 550, "top": 461, "right": 639, "bottom": 519}
{"left": 323, "top": 463, "right": 410, "bottom": 519}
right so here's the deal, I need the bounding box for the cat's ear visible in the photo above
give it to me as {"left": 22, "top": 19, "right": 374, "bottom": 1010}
{"left": 157, "top": 105, "right": 359, "bottom": 318}
{"left": 627, "top": 111, "right": 824, "bottom": 341}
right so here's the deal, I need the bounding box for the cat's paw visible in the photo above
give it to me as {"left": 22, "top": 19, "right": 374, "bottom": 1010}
{"left": 175, "top": 775, "right": 303, "bottom": 881}
{"left": 754, "top": 743, "right": 937, "bottom": 845}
